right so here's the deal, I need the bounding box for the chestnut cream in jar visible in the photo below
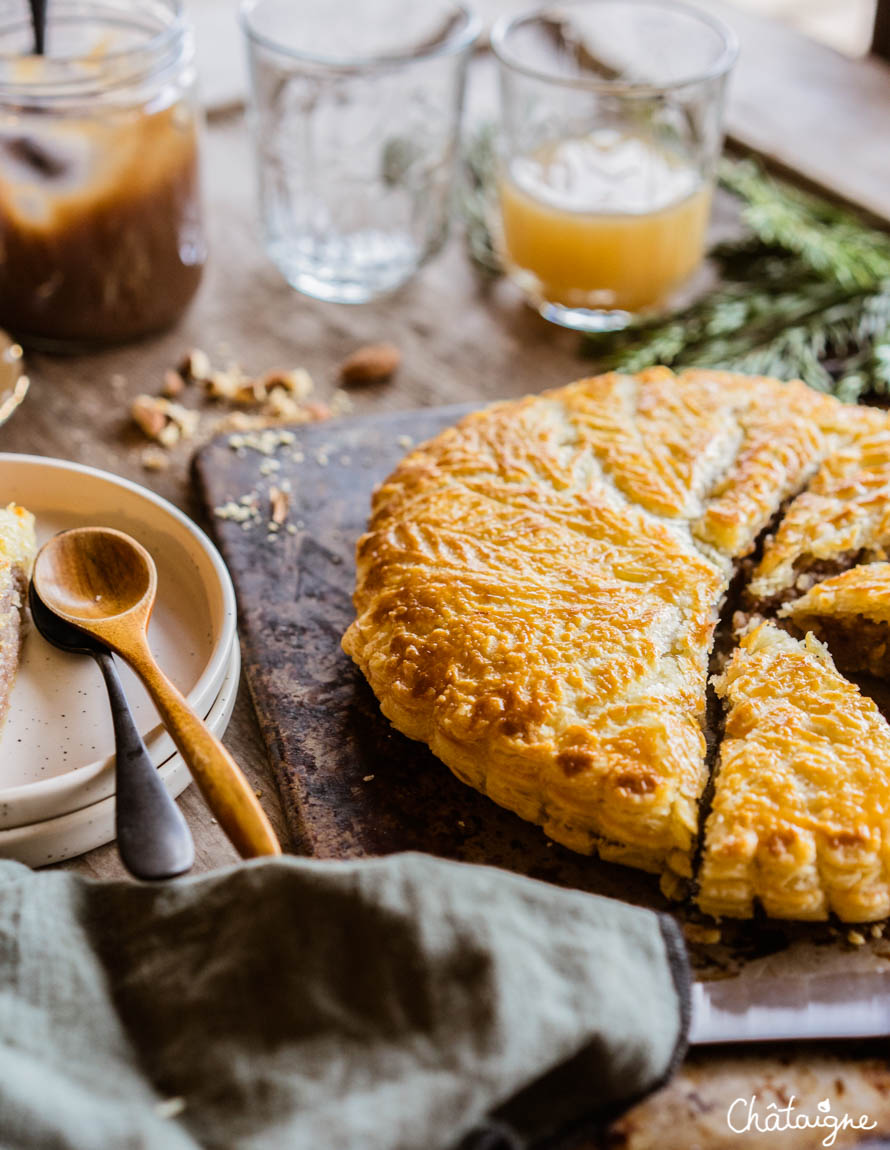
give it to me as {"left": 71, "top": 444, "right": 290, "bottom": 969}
{"left": 0, "top": 0, "right": 205, "bottom": 348}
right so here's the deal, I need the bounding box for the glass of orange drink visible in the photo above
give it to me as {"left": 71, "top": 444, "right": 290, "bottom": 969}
{"left": 491, "top": 0, "right": 737, "bottom": 331}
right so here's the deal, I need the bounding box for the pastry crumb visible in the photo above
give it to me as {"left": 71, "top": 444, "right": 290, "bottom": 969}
{"left": 330, "top": 389, "right": 353, "bottom": 416}
{"left": 683, "top": 922, "right": 722, "bottom": 946}
{"left": 213, "top": 500, "right": 258, "bottom": 524}
{"left": 140, "top": 446, "right": 170, "bottom": 472}
{"left": 227, "top": 428, "right": 297, "bottom": 456}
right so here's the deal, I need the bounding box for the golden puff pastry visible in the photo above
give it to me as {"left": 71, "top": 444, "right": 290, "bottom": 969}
{"left": 344, "top": 369, "right": 890, "bottom": 910}
{"left": 780, "top": 562, "right": 890, "bottom": 676}
{"left": 344, "top": 369, "right": 870, "bottom": 892}
{"left": 747, "top": 419, "right": 890, "bottom": 608}
{"left": 0, "top": 503, "right": 36, "bottom": 733}
{"left": 346, "top": 466, "right": 724, "bottom": 887}
{"left": 698, "top": 621, "right": 890, "bottom": 923}
{"left": 491, "top": 368, "right": 834, "bottom": 565}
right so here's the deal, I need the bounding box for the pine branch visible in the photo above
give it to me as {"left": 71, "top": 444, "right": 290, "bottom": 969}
{"left": 718, "top": 159, "right": 890, "bottom": 290}
{"left": 460, "top": 123, "right": 501, "bottom": 276}
{"left": 836, "top": 312, "right": 890, "bottom": 400}
{"left": 589, "top": 283, "right": 890, "bottom": 400}
{"left": 588, "top": 277, "right": 849, "bottom": 368}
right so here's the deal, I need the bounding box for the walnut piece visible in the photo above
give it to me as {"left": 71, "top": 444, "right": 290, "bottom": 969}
{"left": 178, "top": 348, "right": 213, "bottom": 383}
{"left": 131, "top": 394, "right": 199, "bottom": 447}
{"left": 269, "top": 485, "right": 290, "bottom": 525}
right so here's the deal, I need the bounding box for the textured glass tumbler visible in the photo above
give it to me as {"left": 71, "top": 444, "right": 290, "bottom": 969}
{"left": 241, "top": 0, "right": 480, "bottom": 304}
{"left": 492, "top": 0, "right": 737, "bottom": 332}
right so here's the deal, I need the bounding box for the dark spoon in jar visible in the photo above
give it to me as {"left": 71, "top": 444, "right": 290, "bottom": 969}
{"left": 29, "top": 0, "right": 47, "bottom": 55}
{"left": 28, "top": 581, "right": 195, "bottom": 880}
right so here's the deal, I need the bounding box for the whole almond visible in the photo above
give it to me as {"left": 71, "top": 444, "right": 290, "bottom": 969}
{"left": 162, "top": 369, "right": 185, "bottom": 398}
{"left": 339, "top": 343, "right": 401, "bottom": 385}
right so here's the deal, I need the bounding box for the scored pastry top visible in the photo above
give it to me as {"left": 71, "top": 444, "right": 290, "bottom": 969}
{"left": 344, "top": 369, "right": 890, "bottom": 920}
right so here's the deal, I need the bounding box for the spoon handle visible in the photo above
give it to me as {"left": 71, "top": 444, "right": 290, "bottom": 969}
{"left": 94, "top": 651, "right": 195, "bottom": 881}
{"left": 127, "top": 644, "right": 282, "bottom": 859}
{"left": 29, "top": 0, "right": 47, "bottom": 55}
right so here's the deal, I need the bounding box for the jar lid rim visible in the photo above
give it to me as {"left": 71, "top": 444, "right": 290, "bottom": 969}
{"left": 0, "top": 0, "right": 190, "bottom": 99}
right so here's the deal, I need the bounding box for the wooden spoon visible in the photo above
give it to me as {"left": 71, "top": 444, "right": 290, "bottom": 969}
{"left": 33, "top": 527, "right": 281, "bottom": 860}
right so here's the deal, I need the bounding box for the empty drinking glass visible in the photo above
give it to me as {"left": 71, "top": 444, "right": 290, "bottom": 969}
{"left": 241, "top": 0, "right": 480, "bottom": 304}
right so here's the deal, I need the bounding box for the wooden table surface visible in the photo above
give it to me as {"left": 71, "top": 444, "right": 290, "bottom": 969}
{"left": 4, "top": 8, "right": 890, "bottom": 1147}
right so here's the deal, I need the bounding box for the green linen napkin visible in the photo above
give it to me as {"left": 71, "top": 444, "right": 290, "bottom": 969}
{"left": 0, "top": 852, "right": 690, "bottom": 1150}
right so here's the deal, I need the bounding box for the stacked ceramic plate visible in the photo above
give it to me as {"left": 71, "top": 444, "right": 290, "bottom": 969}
{"left": 0, "top": 454, "right": 240, "bottom": 867}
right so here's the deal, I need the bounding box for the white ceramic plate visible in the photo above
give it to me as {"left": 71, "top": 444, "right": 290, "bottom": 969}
{"left": 0, "top": 454, "right": 237, "bottom": 828}
{"left": 0, "top": 639, "right": 241, "bottom": 867}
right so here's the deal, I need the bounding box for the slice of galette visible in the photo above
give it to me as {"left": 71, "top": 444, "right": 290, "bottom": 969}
{"left": 0, "top": 503, "right": 37, "bottom": 732}
{"left": 779, "top": 562, "right": 890, "bottom": 677}
{"left": 698, "top": 620, "right": 890, "bottom": 923}
{"left": 746, "top": 418, "right": 890, "bottom": 610}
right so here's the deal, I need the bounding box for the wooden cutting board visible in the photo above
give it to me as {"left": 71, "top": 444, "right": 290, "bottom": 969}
{"left": 193, "top": 405, "right": 666, "bottom": 909}
{"left": 194, "top": 403, "right": 890, "bottom": 988}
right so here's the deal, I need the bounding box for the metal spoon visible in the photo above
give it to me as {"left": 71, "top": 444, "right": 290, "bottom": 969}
{"left": 29, "top": 581, "right": 195, "bottom": 880}
{"left": 32, "top": 526, "right": 281, "bottom": 860}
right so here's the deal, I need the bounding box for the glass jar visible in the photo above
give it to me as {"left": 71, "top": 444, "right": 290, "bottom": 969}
{"left": 0, "top": 0, "right": 205, "bottom": 349}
